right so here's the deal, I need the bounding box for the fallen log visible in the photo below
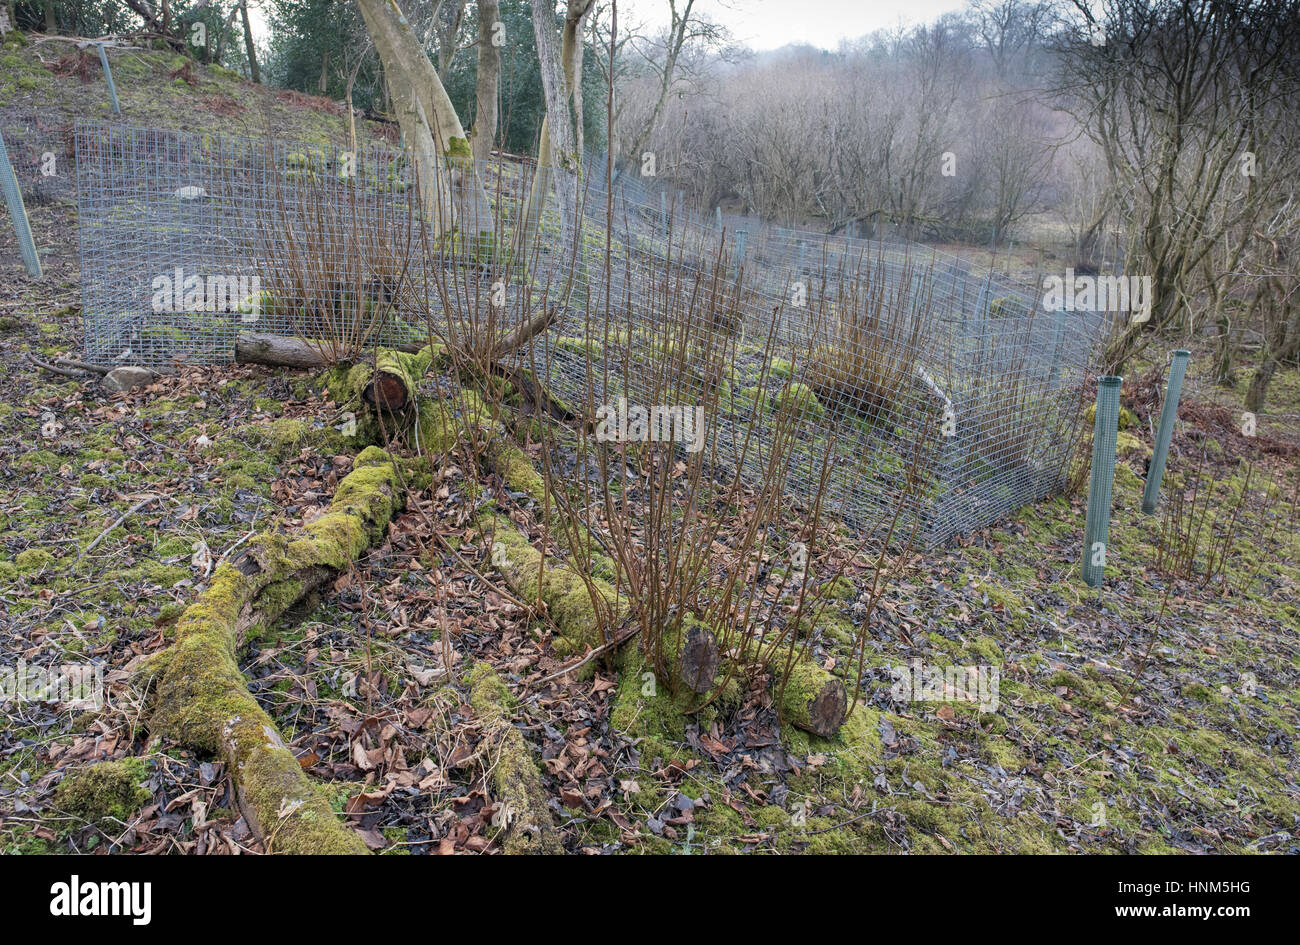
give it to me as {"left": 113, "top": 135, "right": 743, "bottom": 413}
{"left": 466, "top": 663, "right": 560, "bottom": 854}
{"left": 780, "top": 660, "right": 849, "bottom": 738}
{"left": 139, "top": 446, "right": 404, "bottom": 854}
{"left": 233, "top": 325, "right": 571, "bottom": 421}
{"left": 361, "top": 346, "right": 434, "bottom": 412}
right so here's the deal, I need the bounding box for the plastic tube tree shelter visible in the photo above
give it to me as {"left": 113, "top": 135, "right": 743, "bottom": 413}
{"left": 1082, "top": 376, "right": 1123, "bottom": 587}
{"left": 1141, "top": 350, "right": 1190, "bottom": 514}
{"left": 0, "top": 129, "right": 41, "bottom": 278}
{"left": 96, "top": 43, "right": 122, "bottom": 115}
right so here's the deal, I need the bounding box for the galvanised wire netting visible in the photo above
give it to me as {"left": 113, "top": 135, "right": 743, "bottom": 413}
{"left": 1, "top": 110, "right": 78, "bottom": 206}
{"left": 74, "top": 120, "right": 1108, "bottom": 546}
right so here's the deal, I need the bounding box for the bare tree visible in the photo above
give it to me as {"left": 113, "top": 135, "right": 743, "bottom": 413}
{"left": 1053, "top": 0, "right": 1299, "bottom": 370}
{"left": 969, "top": 0, "right": 1056, "bottom": 78}
{"left": 621, "top": 0, "right": 731, "bottom": 169}
{"left": 470, "top": 0, "right": 501, "bottom": 164}
{"left": 240, "top": 0, "right": 260, "bottom": 83}
{"left": 354, "top": 0, "right": 491, "bottom": 237}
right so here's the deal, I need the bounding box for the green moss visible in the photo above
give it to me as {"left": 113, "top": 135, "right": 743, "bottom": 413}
{"left": 1117, "top": 430, "right": 1149, "bottom": 457}
{"left": 824, "top": 575, "right": 855, "bottom": 600}
{"left": 15, "top": 548, "right": 55, "bottom": 573}
{"left": 52, "top": 758, "right": 151, "bottom": 824}
{"left": 482, "top": 511, "right": 620, "bottom": 657}
{"left": 773, "top": 382, "right": 825, "bottom": 420}
{"left": 139, "top": 450, "right": 404, "bottom": 855}
{"left": 444, "top": 136, "right": 472, "bottom": 161}
{"left": 153, "top": 535, "right": 192, "bottom": 559}
{"left": 465, "top": 663, "right": 560, "bottom": 854}
{"left": 770, "top": 357, "right": 795, "bottom": 380}
{"left": 779, "top": 660, "right": 847, "bottom": 737}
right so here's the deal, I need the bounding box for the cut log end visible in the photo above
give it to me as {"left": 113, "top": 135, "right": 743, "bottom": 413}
{"left": 678, "top": 622, "right": 720, "bottom": 694}
{"left": 363, "top": 371, "right": 413, "bottom": 411}
{"left": 782, "top": 663, "right": 848, "bottom": 739}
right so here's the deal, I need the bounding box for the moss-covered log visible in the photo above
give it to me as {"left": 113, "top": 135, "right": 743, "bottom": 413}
{"left": 466, "top": 662, "right": 561, "bottom": 854}
{"left": 234, "top": 332, "right": 426, "bottom": 369}
{"left": 362, "top": 346, "right": 435, "bottom": 412}
{"left": 482, "top": 510, "right": 621, "bottom": 659}
{"left": 139, "top": 446, "right": 404, "bottom": 854}
{"left": 780, "top": 660, "right": 848, "bottom": 738}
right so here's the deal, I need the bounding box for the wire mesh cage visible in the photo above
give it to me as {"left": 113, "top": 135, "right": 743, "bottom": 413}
{"left": 1, "top": 109, "right": 78, "bottom": 207}
{"left": 74, "top": 119, "right": 1108, "bottom": 546}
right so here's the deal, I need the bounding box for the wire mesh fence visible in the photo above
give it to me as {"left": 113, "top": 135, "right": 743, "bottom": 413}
{"left": 1, "top": 110, "right": 78, "bottom": 206}
{"left": 73, "top": 119, "right": 1108, "bottom": 546}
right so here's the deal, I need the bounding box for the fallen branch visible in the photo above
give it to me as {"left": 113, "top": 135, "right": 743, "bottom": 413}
{"left": 56, "top": 356, "right": 110, "bottom": 375}
{"left": 27, "top": 352, "right": 91, "bottom": 379}
{"left": 138, "top": 447, "right": 405, "bottom": 854}
{"left": 76, "top": 494, "right": 163, "bottom": 565}
{"left": 494, "top": 306, "right": 559, "bottom": 360}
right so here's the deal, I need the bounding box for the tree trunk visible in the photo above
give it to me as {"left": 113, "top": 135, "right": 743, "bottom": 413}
{"left": 355, "top": 0, "right": 492, "bottom": 238}
{"left": 470, "top": 0, "right": 501, "bottom": 165}
{"left": 1244, "top": 359, "right": 1276, "bottom": 414}
{"left": 319, "top": 47, "right": 330, "bottom": 93}
{"left": 240, "top": 0, "right": 260, "bottom": 83}
{"left": 517, "top": 0, "right": 590, "bottom": 256}
{"left": 362, "top": 346, "right": 435, "bottom": 412}
{"left": 674, "top": 619, "right": 720, "bottom": 694}
{"left": 1213, "top": 314, "right": 1234, "bottom": 387}
{"left": 436, "top": 0, "right": 467, "bottom": 84}
{"left": 43, "top": 0, "right": 55, "bottom": 33}
{"left": 780, "top": 661, "right": 848, "bottom": 738}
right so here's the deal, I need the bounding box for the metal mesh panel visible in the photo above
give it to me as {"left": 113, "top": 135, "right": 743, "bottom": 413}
{"left": 75, "top": 120, "right": 1108, "bottom": 546}
{"left": 0, "top": 110, "right": 77, "bottom": 207}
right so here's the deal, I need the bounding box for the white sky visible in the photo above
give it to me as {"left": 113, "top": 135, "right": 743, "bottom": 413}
{"left": 246, "top": 1, "right": 970, "bottom": 53}
{"left": 615, "top": 0, "right": 971, "bottom": 51}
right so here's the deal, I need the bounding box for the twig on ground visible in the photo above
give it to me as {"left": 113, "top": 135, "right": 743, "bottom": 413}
{"left": 76, "top": 494, "right": 164, "bottom": 565}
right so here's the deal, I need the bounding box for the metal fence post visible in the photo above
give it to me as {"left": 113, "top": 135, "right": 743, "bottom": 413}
{"left": 1082, "top": 376, "right": 1123, "bottom": 586}
{"left": 1141, "top": 349, "right": 1190, "bottom": 514}
{"left": 97, "top": 43, "right": 122, "bottom": 115}
{"left": 0, "top": 130, "right": 42, "bottom": 278}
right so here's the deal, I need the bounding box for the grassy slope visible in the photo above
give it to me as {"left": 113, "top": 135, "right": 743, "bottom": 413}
{"left": 0, "top": 31, "right": 1296, "bottom": 854}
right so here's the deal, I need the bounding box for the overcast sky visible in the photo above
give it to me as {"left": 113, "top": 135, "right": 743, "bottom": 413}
{"left": 610, "top": 0, "right": 970, "bottom": 50}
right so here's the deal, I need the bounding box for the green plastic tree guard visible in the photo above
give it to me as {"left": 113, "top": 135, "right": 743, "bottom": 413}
{"left": 0, "top": 130, "right": 42, "bottom": 278}
{"left": 1141, "top": 350, "right": 1190, "bottom": 514}
{"left": 1082, "top": 375, "right": 1123, "bottom": 587}
{"left": 97, "top": 43, "right": 122, "bottom": 115}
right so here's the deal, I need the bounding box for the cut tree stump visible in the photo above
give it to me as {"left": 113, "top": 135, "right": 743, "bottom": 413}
{"left": 671, "top": 617, "right": 720, "bottom": 694}
{"left": 780, "top": 661, "right": 848, "bottom": 738}
{"left": 361, "top": 346, "right": 434, "bottom": 412}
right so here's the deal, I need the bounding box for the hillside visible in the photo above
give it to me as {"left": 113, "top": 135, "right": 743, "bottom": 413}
{"left": 0, "top": 29, "right": 1298, "bottom": 857}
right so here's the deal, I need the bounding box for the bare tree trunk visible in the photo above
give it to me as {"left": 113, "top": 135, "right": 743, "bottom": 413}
{"left": 346, "top": 66, "right": 360, "bottom": 156}
{"left": 436, "top": 0, "right": 467, "bottom": 83}
{"left": 43, "top": 0, "right": 55, "bottom": 33}
{"left": 355, "top": 0, "right": 492, "bottom": 238}
{"left": 240, "top": 0, "right": 260, "bottom": 83}
{"left": 471, "top": 0, "right": 501, "bottom": 164}
{"left": 518, "top": 0, "right": 592, "bottom": 254}
{"left": 624, "top": 0, "right": 697, "bottom": 169}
